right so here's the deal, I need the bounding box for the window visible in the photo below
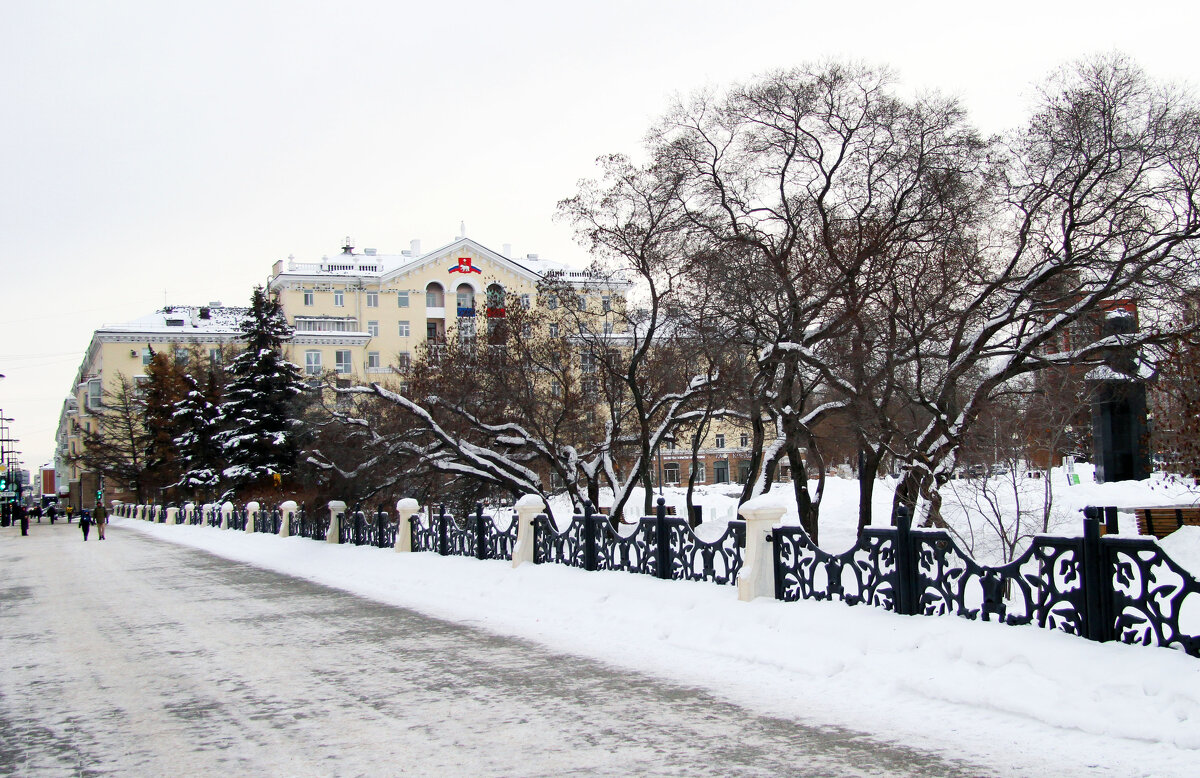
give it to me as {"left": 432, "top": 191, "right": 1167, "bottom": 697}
{"left": 456, "top": 284, "right": 474, "bottom": 311}
{"left": 335, "top": 350, "right": 352, "bottom": 374}
{"left": 174, "top": 347, "right": 189, "bottom": 366}
{"left": 86, "top": 378, "right": 102, "bottom": 410}
{"left": 521, "top": 322, "right": 532, "bottom": 338}
{"left": 664, "top": 463, "right": 680, "bottom": 484}
{"left": 293, "top": 317, "right": 358, "bottom": 332}
{"left": 305, "top": 350, "right": 322, "bottom": 375}
{"left": 208, "top": 348, "right": 222, "bottom": 365}
{"left": 549, "top": 323, "right": 559, "bottom": 338}
{"left": 693, "top": 462, "right": 706, "bottom": 483}
{"left": 740, "top": 433, "right": 749, "bottom": 448}
{"left": 551, "top": 381, "right": 562, "bottom": 398}
{"left": 367, "top": 351, "right": 381, "bottom": 369}
{"left": 603, "top": 322, "right": 613, "bottom": 335}
{"left": 666, "top": 438, "right": 677, "bottom": 450}
{"left": 577, "top": 295, "right": 587, "bottom": 311}
{"left": 367, "top": 320, "right": 379, "bottom": 337}
{"left": 582, "top": 376, "right": 598, "bottom": 397}
{"left": 520, "top": 294, "right": 530, "bottom": 309}
{"left": 547, "top": 295, "right": 558, "bottom": 310}
{"left": 602, "top": 296, "right": 611, "bottom": 312}
{"left": 398, "top": 320, "right": 410, "bottom": 337}
{"left": 715, "top": 433, "right": 725, "bottom": 449}
{"left": 581, "top": 353, "right": 597, "bottom": 373}
{"left": 334, "top": 290, "right": 345, "bottom": 307}
{"left": 397, "top": 290, "right": 410, "bottom": 307}
{"left": 458, "top": 317, "right": 476, "bottom": 342}
{"left": 366, "top": 292, "right": 378, "bottom": 308}
{"left": 141, "top": 348, "right": 153, "bottom": 366}
{"left": 714, "top": 461, "right": 729, "bottom": 483}
{"left": 426, "top": 283, "right": 444, "bottom": 308}
{"left": 303, "top": 290, "right": 314, "bottom": 306}
{"left": 398, "top": 351, "right": 411, "bottom": 369}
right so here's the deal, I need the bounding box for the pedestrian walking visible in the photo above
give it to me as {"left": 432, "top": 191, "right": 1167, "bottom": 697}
{"left": 66, "top": 506, "right": 73, "bottom": 524}
{"left": 80, "top": 510, "right": 92, "bottom": 541}
{"left": 46, "top": 504, "right": 56, "bottom": 524}
{"left": 18, "top": 505, "right": 29, "bottom": 536}
{"left": 94, "top": 503, "right": 107, "bottom": 540}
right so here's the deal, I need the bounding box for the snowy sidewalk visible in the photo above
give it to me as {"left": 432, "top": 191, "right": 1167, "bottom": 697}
{"left": 1, "top": 522, "right": 988, "bottom": 776}
{"left": 105, "top": 516, "right": 1200, "bottom": 777}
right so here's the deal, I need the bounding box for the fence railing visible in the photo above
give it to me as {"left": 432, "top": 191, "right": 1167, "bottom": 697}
{"left": 115, "top": 497, "right": 1200, "bottom": 658}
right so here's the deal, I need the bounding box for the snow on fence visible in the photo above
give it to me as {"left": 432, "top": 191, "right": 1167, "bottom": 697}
{"left": 112, "top": 498, "right": 1199, "bottom": 658}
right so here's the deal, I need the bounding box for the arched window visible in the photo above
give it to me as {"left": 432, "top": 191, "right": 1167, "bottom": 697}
{"left": 456, "top": 283, "right": 475, "bottom": 312}
{"left": 486, "top": 283, "right": 506, "bottom": 318}
{"left": 426, "top": 282, "right": 445, "bottom": 308}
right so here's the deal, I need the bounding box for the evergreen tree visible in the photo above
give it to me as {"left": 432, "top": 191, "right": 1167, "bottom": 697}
{"left": 172, "top": 365, "right": 224, "bottom": 497}
{"left": 215, "top": 286, "right": 308, "bottom": 492}
{"left": 142, "top": 347, "right": 187, "bottom": 493}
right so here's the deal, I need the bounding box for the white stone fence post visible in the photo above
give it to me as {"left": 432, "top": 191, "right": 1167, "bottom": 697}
{"left": 279, "top": 500, "right": 297, "bottom": 538}
{"left": 327, "top": 501, "right": 346, "bottom": 544}
{"left": 511, "top": 494, "right": 546, "bottom": 568}
{"left": 394, "top": 499, "right": 420, "bottom": 552}
{"left": 245, "top": 501, "right": 259, "bottom": 534}
{"left": 736, "top": 499, "right": 786, "bottom": 602}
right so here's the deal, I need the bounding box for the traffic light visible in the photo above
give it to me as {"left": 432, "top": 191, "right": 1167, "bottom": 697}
{"left": 96, "top": 489, "right": 103, "bottom": 501}
{"left": 0, "top": 474, "right": 7, "bottom": 491}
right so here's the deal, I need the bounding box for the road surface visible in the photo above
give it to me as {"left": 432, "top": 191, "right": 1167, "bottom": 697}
{"left": 0, "top": 521, "right": 991, "bottom": 776}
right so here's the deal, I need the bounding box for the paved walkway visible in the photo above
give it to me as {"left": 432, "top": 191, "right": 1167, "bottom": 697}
{"left": 0, "top": 521, "right": 992, "bottom": 776}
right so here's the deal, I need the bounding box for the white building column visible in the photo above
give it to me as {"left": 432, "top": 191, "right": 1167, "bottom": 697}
{"left": 511, "top": 494, "right": 546, "bottom": 568}
{"left": 736, "top": 501, "right": 786, "bottom": 602}
{"left": 327, "top": 501, "right": 346, "bottom": 544}
{"left": 394, "top": 499, "right": 420, "bottom": 552}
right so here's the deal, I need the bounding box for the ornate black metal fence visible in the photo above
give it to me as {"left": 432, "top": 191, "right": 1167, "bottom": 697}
{"left": 339, "top": 507, "right": 397, "bottom": 548}
{"left": 533, "top": 499, "right": 745, "bottom": 586}
{"left": 409, "top": 504, "right": 519, "bottom": 560}
{"left": 228, "top": 507, "right": 246, "bottom": 531}
{"left": 770, "top": 505, "right": 1200, "bottom": 657}
{"left": 294, "top": 505, "right": 330, "bottom": 540}
{"left": 205, "top": 506, "right": 221, "bottom": 527}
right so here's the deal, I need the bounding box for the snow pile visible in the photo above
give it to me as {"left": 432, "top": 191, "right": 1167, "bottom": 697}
{"left": 1160, "top": 526, "right": 1200, "bottom": 575}
{"left": 115, "top": 516, "right": 1199, "bottom": 777}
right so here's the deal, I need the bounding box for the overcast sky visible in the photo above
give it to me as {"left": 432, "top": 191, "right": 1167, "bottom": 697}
{"left": 2, "top": 0, "right": 1197, "bottom": 474}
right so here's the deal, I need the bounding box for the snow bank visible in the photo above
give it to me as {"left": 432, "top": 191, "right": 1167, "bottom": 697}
{"left": 115, "top": 516, "right": 1199, "bottom": 777}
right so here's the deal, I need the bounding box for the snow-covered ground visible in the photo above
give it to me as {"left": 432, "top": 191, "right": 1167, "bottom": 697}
{"left": 115, "top": 470, "right": 1200, "bottom": 778}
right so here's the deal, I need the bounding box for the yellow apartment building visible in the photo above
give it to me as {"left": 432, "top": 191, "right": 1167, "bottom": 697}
{"left": 56, "top": 305, "right": 247, "bottom": 509}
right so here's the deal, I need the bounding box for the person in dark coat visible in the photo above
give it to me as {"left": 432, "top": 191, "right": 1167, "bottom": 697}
{"left": 18, "top": 505, "right": 29, "bottom": 536}
{"left": 46, "top": 504, "right": 56, "bottom": 524}
{"left": 80, "top": 510, "right": 92, "bottom": 541}
{"left": 94, "top": 503, "right": 107, "bottom": 540}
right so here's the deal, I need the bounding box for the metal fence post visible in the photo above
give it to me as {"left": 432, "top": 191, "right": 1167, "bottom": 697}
{"left": 475, "top": 502, "right": 488, "bottom": 560}
{"left": 437, "top": 505, "right": 449, "bottom": 556}
{"left": 583, "top": 501, "right": 598, "bottom": 572}
{"left": 1081, "top": 507, "right": 1114, "bottom": 643}
{"left": 655, "top": 497, "right": 672, "bottom": 580}
{"left": 893, "top": 505, "right": 919, "bottom": 616}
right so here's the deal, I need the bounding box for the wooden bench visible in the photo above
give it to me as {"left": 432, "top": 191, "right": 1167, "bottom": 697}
{"left": 1134, "top": 507, "right": 1200, "bottom": 539}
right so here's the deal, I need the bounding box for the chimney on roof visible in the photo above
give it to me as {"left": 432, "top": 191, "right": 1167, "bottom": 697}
{"left": 410, "top": 239, "right": 421, "bottom": 255}
{"left": 342, "top": 237, "right": 354, "bottom": 254}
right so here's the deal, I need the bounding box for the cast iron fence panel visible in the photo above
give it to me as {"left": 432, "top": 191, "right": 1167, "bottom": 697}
{"left": 252, "top": 508, "right": 270, "bottom": 534}
{"left": 188, "top": 507, "right": 203, "bottom": 525}
{"left": 475, "top": 505, "right": 519, "bottom": 560}
{"left": 410, "top": 510, "right": 441, "bottom": 553}
{"left": 772, "top": 525, "right": 899, "bottom": 609}
{"left": 594, "top": 516, "right": 659, "bottom": 576}
{"left": 909, "top": 530, "right": 1087, "bottom": 635}
{"left": 1102, "top": 535, "right": 1200, "bottom": 656}
{"left": 907, "top": 530, "right": 1089, "bottom": 633}
{"left": 666, "top": 518, "right": 746, "bottom": 585}
{"left": 374, "top": 510, "right": 398, "bottom": 549}
{"left": 341, "top": 508, "right": 378, "bottom": 546}
{"left": 534, "top": 512, "right": 590, "bottom": 568}
{"left": 295, "top": 506, "right": 329, "bottom": 541}
{"left": 228, "top": 507, "right": 246, "bottom": 531}
{"left": 443, "top": 511, "right": 477, "bottom": 558}
{"left": 205, "top": 506, "right": 221, "bottom": 527}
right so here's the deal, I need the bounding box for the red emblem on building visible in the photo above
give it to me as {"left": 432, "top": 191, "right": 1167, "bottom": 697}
{"left": 448, "top": 257, "right": 481, "bottom": 274}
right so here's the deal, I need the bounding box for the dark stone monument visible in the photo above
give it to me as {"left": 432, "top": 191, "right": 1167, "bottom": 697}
{"left": 1089, "top": 309, "right": 1151, "bottom": 482}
